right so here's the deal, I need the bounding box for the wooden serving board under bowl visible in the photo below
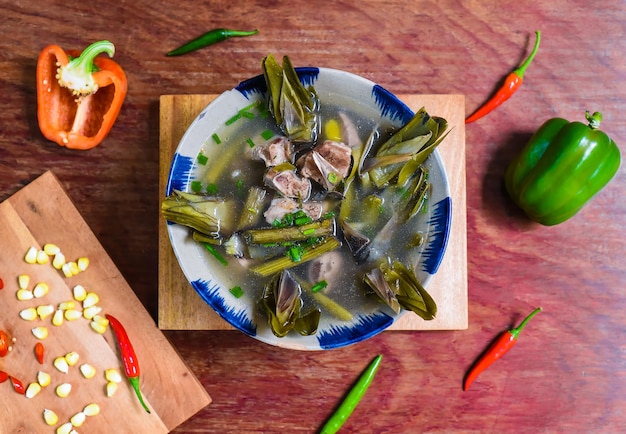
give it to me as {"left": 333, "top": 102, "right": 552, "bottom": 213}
{"left": 0, "top": 171, "right": 211, "bottom": 433}
{"left": 158, "top": 94, "right": 467, "bottom": 332}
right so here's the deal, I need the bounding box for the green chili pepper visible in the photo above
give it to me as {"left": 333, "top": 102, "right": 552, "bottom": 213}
{"left": 167, "top": 28, "right": 259, "bottom": 56}
{"left": 320, "top": 354, "right": 383, "bottom": 434}
{"left": 505, "top": 111, "right": 621, "bottom": 226}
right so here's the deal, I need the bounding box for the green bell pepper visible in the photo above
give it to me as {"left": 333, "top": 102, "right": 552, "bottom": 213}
{"left": 505, "top": 111, "right": 621, "bottom": 226}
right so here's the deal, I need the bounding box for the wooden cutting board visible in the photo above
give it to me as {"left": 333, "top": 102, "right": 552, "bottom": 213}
{"left": 158, "top": 94, "right": 467, "bottom": 332}
{"left": 0, "top": 171, "right": 211, "bottom": 433}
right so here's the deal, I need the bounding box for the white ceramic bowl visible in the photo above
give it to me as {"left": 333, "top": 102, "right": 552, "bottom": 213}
{"left": 165, "top": 67, "right": 451, "bottom": 350}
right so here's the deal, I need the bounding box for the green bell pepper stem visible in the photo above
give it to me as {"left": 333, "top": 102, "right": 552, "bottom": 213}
{"left": 585, "top": 111, "right": 602, "bottom": 129}
{"left": 320, "top": 355, "right": 383, "bottom": 434}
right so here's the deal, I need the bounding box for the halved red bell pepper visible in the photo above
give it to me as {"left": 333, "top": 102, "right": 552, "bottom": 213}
{"left": 36, "top": 40, "right": 127, "bottom": 150}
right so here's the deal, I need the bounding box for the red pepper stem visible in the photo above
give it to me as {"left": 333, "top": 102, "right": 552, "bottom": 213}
{"left": 513, "top": 31, "right": 541, "bottom": 79}
{"left": 71, "top": 40, "right": 115, "bottom": 72}
{"left": 509, "top": 307, "right": 542, "bottom": 340}
{"left": 129, "top": 376, "right": 151, "bottom": 414}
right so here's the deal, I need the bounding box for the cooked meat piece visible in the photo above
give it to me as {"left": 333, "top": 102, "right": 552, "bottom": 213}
{"left": 263, "top": 197, "right": 324, "bottom": 224}
{"left": 251, "top": 136, "right": 293, "bottom": 167}
{"left": 264, "top": 166, "right": 311, "bottom": 200}
{"left": 298, "top": 140, "right": 352, "bottom": 190}
{"left": 308, "top": 251, "right": 343, "bottom": 286}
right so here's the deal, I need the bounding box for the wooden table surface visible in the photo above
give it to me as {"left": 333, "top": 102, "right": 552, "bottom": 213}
{"left": 1, "top": 1, "right": 624, "bottom": 432}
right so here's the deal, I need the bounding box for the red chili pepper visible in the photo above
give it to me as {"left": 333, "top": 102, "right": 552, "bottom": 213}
{"left": 0, "top": 277, "right": 4, "bottom": 289}
{"left": 10, "top": 376, "right": 25, "bottom": 394}
{"left": 105, "top": 314, "right": 151, "bottom": 413}
{"left": 0, "top": 370, "right": 8, "bottom": 383}
{"left": 35, "top": 342, "right": 45, "bottom": 364}
{"left": 463, "top": 307, "right": 542, "bottom": 391}
{"left": 465, "top": 31, "right": 541, "bottom": 124}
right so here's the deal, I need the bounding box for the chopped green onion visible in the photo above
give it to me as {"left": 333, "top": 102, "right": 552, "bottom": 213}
{"left": 327, "top": 172, "right": 338, "bottom": 184}
{"left": 302, "top": 228, "right": 315, "bottom": 236}
{"left": 311, "top": 280, "right": 328, "bottom": 293}
{"left": 246, "top": 137, "right": 256, "bottom": 148}
{"left": 202, "top": 242, "right": 228, "bottom": 266}
{"left": 236, "top": 179, "right": 245, "bottom": 191}
{"left": 191, "top": 180, "right": 202, "bottom": 192}
{"left": 206, "top": 183, "right": 218, "bottom": 195}
{"left": 225, "top": 113, "right": 242, "bottom": 125}
{"left": 229, "top": 286, "right": 244, "bottom": 298}
{"left": 197, "top": 152, "right": 209, "bottom": 165}
{"left": 212, "top": 133, "right": 222, "bottom": 144}
{"left": 295, "top": 216, "right": 312, "bottom": 226}
{"left": 289, "top": 246, "right": 303, "bottom": 262}
{"left": 261, "top": 129, "right": 275, "bottom": 140}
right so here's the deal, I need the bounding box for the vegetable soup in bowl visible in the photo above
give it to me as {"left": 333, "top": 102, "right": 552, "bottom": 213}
{"left": 163, "top": 55, "right": 452, "bottom": 350}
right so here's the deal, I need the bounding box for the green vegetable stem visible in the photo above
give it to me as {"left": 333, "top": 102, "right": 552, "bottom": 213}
{"left": 167, "top": 28, "right": 259, "bottom": 56}
{"left": 505, "top": 111, "right": 621, "bottom": 225}
{"left": 320, "top": 354, "right": 383, "bottom": 434}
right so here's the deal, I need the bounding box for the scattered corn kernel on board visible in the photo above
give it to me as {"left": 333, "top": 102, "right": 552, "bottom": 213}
{"left": 158, "top": 94, "right": 468, "bottom": 331}
{"left": 0, "top": 171, "right": 211, "bottom": 433}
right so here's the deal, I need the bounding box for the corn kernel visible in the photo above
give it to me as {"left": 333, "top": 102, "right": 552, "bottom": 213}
{"left": 33, "top": 282, "right": 49, "bottom": 298}
{"left": 82, "top": 292, "right": 99, "bottom": 308}
{"left": 43, "top": 408, "right": 59, "bottom": 426}
{"left": 58, "top": 300, "right": 76, "bottom": 310}
{"left": 79, "top": 363, "right": 96, "bottom": 379}
{"left": 90, "top": 320, "right": 107, "bottom": 334}
{"left": 83, "top": 403, "right": 100, "bottom": 417}
{"left": 25, "top": 382, "right": 42, "bottom": 398}
{"left": 19, "top": 307, "right": 38, "bottom": 321}
{"left": 64, "top": 351, "right": 80, "bottom": 366}
{"left": 77, "top": 257, "right": 90, "bottom": 271}
{"left": 61, "top": 263, "right": 73, "bottom": 278}
{"left": 67, "top": 261, "right": 80, "bottom": 276}
{"left": 32, "top": 326, "right": 49, "bottom": 340}
{"left": 55, "top": 382, "right": 72, "bottom": 398}
{"left": 52, "top": 309, "right": 64, "bottom": 326}
{"left": 25, "top": 246, "right": 38, "bottom": 264}
{"left": 72, "top": 284, "right": 87, "bottom": 301}
{"left": 70, "top": 411, "right": 86, "bottom": 427}
{"left": 37, "top": 371, "right": 51, "bottom": 387}
{"left": 18, "top": 274, "right": 30, "bottom": 289}
{"left": 54, "top": 356, "right": 69, "bottom": 374}
{"left": 37, "top": 304, "right": 55, "bottom": 319}
{"left": 83, "top": 305, "right": 102, "bottom": 320}
{"left": 105, "top": 368, "right": 122, "bottom": 383}
{"left": 53, "top": 252, "right": 66, "bottom": 269}
{"left": 92, "top": 314, "right": 109, "bottom": 327}
{"left": 16, "top": 289, "right": 34, "bottom": 301}
{"left": 64, "top": 309, "right": 82, "bottom": 321}
{"left": 106, "top": 381, "right": 118, "bottom": 397}
{"left": 43, "top": 243, "right": 60, "bottom": 255}
{"left": 36, "top": 250, "right": 49, "bottom": 264}
{"left": 56, "top": 422, "right": 73, "bottom": 434}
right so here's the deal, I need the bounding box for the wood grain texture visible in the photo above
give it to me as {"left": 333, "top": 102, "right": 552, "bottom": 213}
{"left": 0, "top": 0, "right": 625, "bottom": 432}
{"left": 0, "top": 172, "right": 210, "bottom": 433}
{"left": 158, "top": 93, "right": 467, "bottom": 332}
